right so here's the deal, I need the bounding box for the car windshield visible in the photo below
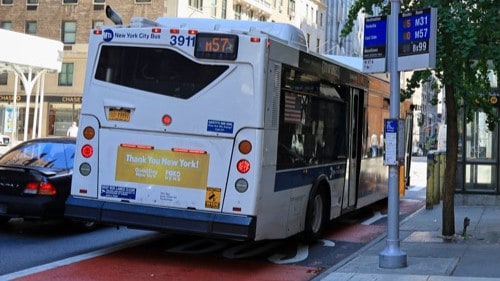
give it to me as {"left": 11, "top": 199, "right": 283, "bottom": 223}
{"left": 0, "top": 141, "right": 75, "bottom": 170}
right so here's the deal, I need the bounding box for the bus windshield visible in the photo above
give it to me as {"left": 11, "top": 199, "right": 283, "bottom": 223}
{"left": 94, "top": 46, "right": 229, "bottom": 99}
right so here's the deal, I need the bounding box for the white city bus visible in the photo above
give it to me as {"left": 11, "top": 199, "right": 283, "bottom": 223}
{"left": 65, "top": 7, "right": 389, "bottom": 242}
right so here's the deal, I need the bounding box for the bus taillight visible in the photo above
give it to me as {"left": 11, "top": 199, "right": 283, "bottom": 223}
{"left": 172, "top": 148, "right": 207, "bottom": 154}
{"left": 83, "top": 126, "right": 95, "bottom": 140}
{"left": 93, "top": 29, "right": 102, "bottom": 35}
{"left": 237, "top": 159, "right": 250, "bottom": 173}
{"left": 188, "top": 29, "right": 197, "bottom": 35}
{"left": 238, "top": 140, "right": 252, "bottom": 154}
{"left": 250, "top": 37, "right": 261, "bottom": 43}
{"left": 152, "top": 27, "right": 161, "bottom": 33}
{"left": 81, "top": 144, "right": 93, "bottom": 158}
{"left": 170, "top": 28, "right": 179, "bottom": 34}
{"left": 162, "top": 114, "right": 172, "bottom": 125}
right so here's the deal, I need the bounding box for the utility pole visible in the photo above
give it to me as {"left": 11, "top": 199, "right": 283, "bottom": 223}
{"left": 379, "top": 0, "right": 407, "bottom": 269}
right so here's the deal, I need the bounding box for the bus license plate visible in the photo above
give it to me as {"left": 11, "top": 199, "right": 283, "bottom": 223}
{"left": 108, "top": 109, "right": 130, "bottom": 122}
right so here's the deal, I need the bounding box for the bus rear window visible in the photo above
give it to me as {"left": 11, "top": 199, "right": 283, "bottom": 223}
{"left": 94, "top": 46, "right": 229, "bottom": 99}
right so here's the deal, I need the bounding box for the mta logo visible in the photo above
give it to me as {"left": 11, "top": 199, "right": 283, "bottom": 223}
{"left": 103, "top": 29, "right": 114, "bottom": 42}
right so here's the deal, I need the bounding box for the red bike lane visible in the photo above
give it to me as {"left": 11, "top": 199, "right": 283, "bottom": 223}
{"left": 13, "top": 199, "right": 423, "bottom": 281}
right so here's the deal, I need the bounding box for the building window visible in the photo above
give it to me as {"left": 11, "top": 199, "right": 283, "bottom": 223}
{"left": 93, "top": 0, "right": 104, "bottom": 10}
{"left": 0, "top": 73, "right": 7, "bottom": 85}
{"left": 25, "top": 21, "right": 37, "bottom": 35}
{"left": 210, "top": 0, "right": 216, "bottom": 17}
{"left": 247, "top": 10, "right": 253, "bottom": 19}
{"left": 221, "top": 0, "right": 226, "bottom": 19}
{"left": 63, "top": 0, "right": 78, "bottom": 4}
{"left": 92, "top": 20, "right": 104, "bottom": 29}
{"left": 0, "top": 21, "right": 12, "bottom": 30}
{"left": 58, "top": 63, "right": 74, "bottom": 86}
{"left": 189, "top": 0, "right": 202, "bottom": 10}
{"left": 288, "top": 0, "right": 295, "bottom": 16}
{"left": 62, "top": 21, "right": 77, "bottom": 44}
{"left": 26, "top": 0, "right": 38, "bottom": 10}
{"left": 27, "top": 0, "right": 38, "bottom": 5}
{"left": 235, "top": 5, "right": 241, "bottom": 20}
{"left": 1, "top": 0, "right": 13, "bottom": 5}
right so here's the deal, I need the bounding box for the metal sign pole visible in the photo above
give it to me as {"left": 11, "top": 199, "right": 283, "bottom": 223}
{"left": 379, "top": 0, "right": 407, "bottom": 268}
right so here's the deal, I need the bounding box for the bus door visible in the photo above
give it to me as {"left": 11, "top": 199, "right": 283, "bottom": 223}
{"left": 343, "top": 88, "right": 361, "bottom": 209}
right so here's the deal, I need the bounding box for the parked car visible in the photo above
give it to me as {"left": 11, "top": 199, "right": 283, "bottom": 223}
{"left": 0, "top": 137, "right": 95, "bottom": 230}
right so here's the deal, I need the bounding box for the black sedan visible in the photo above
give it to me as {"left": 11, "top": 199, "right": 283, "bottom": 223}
{"left": 0, "top": 137, "right": 95, "bottom": 230}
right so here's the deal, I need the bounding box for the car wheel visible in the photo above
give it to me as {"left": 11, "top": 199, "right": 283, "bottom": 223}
{"left": 302, "top": 187, "right": 327, "bottom": 243}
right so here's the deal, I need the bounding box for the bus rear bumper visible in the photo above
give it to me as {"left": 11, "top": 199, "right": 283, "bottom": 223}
{"left": 65, "top": 196, "right": 256, "bottom": 240}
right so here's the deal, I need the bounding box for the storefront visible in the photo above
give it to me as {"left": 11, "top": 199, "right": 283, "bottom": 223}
{"left": 0, "top": 95, "right": 81, "bottom": 142}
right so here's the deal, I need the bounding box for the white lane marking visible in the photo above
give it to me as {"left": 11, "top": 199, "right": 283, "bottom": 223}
{"left": 267, "top": 243, "right": 309, "bottom": 264}
{"left": 361, "top": 211, "right": 387, "bottom": 225}
{"left": 319, "top": 239, "right": 336, "bottom": 247}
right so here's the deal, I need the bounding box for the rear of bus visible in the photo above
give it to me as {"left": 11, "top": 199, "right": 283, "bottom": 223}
{"left": 65, "top": 18, "right": 274, "bottom": 240}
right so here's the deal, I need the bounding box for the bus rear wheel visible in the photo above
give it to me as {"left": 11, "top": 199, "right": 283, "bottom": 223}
{"left": 302, "top": 187, "right": 327, "bottom": 243}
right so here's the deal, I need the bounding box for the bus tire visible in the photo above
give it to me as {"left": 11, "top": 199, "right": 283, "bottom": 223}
{"left": 302, "top": 187, "right": 327, "bottom": 243}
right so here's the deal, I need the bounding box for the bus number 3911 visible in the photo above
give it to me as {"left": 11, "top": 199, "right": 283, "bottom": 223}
{"left": 170, "top": 35, "right": 196, "bottom": 47}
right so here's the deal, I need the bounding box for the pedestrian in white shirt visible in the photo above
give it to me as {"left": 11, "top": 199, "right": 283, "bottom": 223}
{"left": 67, "top": 121, "right": 78, "bottom": 137}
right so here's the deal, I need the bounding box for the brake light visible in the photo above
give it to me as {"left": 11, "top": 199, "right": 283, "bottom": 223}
{"left": 172, "top": 148, "right": 207, "bottom": 154}
{"left": 170, "top": 28, "right": 179, "bottom": 34}
{"left": 152, "top": 27, "right": 161, "bottom": 33}
{"left": 24, "top": 182, "right": 38, "bottom": 194}
{"left": 250, "top": 37, "right": 261, "bottom": 43}
{"left": 81, "top": 144, "right": 93, "bottom": 158}
{"left": 188, "top": 29, "right": 198, "bottom": 35}
{"left": 162, "top": 114, "right": 172, "bottom": 125}
{"left": 93, "top": 29, "right": 102, "bottom": 35}
{"left": 24, "top": 182, "right": 56, "bottom": 195}
{"left": 39, "top": 182, "right": 57, "bottom": 195}
{"left": 237, "top": 159, "right": 250, "bottom": 173}
{"left": 120, "top": 144, "right": 154, "bottom": 150}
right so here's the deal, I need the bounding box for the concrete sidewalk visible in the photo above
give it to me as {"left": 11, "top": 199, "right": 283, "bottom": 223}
{"left": 314, "top": 158, "right": 500, "bottom": 281}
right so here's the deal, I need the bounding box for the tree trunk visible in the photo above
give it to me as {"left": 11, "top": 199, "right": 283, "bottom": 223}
{"left": 442, "top": 84, "right": 457, "bottom": 237}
